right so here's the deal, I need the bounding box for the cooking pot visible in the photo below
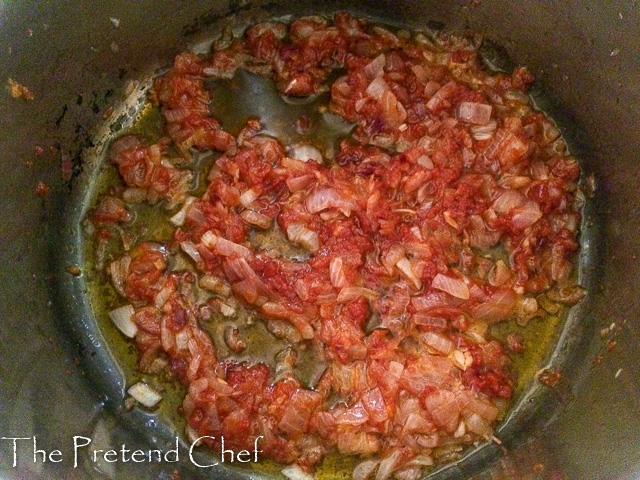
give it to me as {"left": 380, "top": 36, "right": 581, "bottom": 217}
{"left": 1, "top": 1, "right": 639, "bottom": 479}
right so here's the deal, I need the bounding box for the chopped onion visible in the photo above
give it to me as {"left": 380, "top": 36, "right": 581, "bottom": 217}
{"left": 128, "top": 381, "right": 162, "bottom": 408}
{"left": 353, "top": 459, "right": 380, "bottom": 480}
{"left": 417, "top": 155, "right": 434, "bottom": 169}
{"left": 286, "top": 223, "right": 320, "bottom": 252}
{"left": 109, "top": 256, "right": 131, "bottom": 297}
{"left": 456, "top": 102, "right": 492, "bottom": 125}
{"left": 394, "top": 467, "right": 423, "bottom": 480}
{"left": 286, "top": 174, "right": 315, "bottom": 192}
{"left": 376, "top": 449, "right": 403, "bottom": 480}
{"left": 412, "top": 313, "right": 447, "bottom": 330}
{"left": 199, "top": 275, "right": 231, "bottom": 296}
{"left": 470, "top": 120, "right": 497, "bottom": 141}
{"left": 170, "top": 196, "right": 196, "bottom": 226}
{"left": 200, "top": 230, "right": 218, "bottom": 249}
{"left": 421, "top": 331, "right": 455, "bottom": 354}
{"left": 220, "top": 303, "right": 236, "bottom": 317}
{"left": 462, "top": 411, "right": 492, "bottom": 436}
{"left": 180, "top": 241, "right": 201, "bottom": 263}
{"left": 488, "top": 260, "right": 511, "bottom": 287}
{"left": 396, "top": 257, "right": 422, "bottom": 289}
{"left": 109, "top": 304, "right": 137, "bottom": 338}
{"left": 240, "top": 209, "right": 272, "bottom": 229}
{"left": 239, "top": 188, "right": 259, "bottom": 208}
{"left": 288, "top": 144, "right": 323, "bottom": 163}
{"left": 123, "top": 188, "right": 147, "bottom": 203}
{"left": 366, "top": 77, "right": 389, "bottom": 101}
{"left": 469, "top": 288, "right": 516, "bottom": 324}
{"left": 463, "top": 394, "right": 499, "bottom": 422}
{"left": 363, "top": 53, "right": 386, "bottom": 80}
{"left": 432, "top": 273, "right": 470, "bottom": 300}
{"left": 337, "top": 286, "right": 380, "bottom": 302}
{"left": 202, "top": 231, "right": 251, "bottom": 258}
{"left": 511, "top": 201, "right": 542, "bottom": 229}
{"left": 305, "top": 188, "right": 357, "bottom": 215}
{"left": 329, "top": 257, "right": 347, "bottom": 288}
{"left": 281, "top": 465, "right": 315, "bottom": 480}
{"left": 492, "top": 189, "right": 527, "bottom": 213}
{"left": 426, "top": 81, "right": 457, "bottom": 112}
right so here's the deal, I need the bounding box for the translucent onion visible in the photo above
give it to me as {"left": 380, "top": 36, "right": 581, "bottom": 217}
{"left": 363, "top": 53, "right": 386, "bottom": 80}
{"left": 431, "top": 273, "right": 470, "bottom": 300}
{"left": 281, "top": 464, "right": 315, "bottom": 480}
{"left": 353, "top": 459, "right": 380, "bottom": 480}
{"left": 109, "top": 304, "right": 137, "bottom": 338}
{"left": 128, "top": 382, "right": 162, "bottom": 408}
{"left": 337, "top": 286, "right": 380, "bottom": 302}
{"left": 376, "top": 449, "right": 403, "bottom": 480}
{"left": 240, "top": 209, "right": 272, "bottom": 229}
{"left": 329, "top": 257, "right": 347, "bottom": 288}
{"left": 456, "top": 102, "right": 492, "bottom": 125}
{"left": 288, "top": 144, "right": 323, "bottom": 163}
{"left": 239, "top": 188, "right": 259, "bottom": 208}
{"left": 421, "top": 331, "right": 455, "bottom": 354}
{"left": 286, "top": 223, "right": 320, "bottom": 252}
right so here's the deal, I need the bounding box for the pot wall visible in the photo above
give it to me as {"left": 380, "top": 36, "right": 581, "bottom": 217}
{"left": 0, "top": 1, "right": 638, "bottom": 479}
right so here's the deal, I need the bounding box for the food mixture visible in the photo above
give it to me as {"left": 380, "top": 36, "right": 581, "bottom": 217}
{"left": 86, "top": 13, "right": 585, "bottom": 480}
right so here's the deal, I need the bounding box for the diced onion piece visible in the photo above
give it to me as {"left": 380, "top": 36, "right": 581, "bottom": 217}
{"left": 286, "top": 174, "right": 315, "bottom": 192}
{"left": 412, "top": 313, "right": 447, "bottom": 330}
{"left": 376, "top": 449, "right": 403, "bottom": 480}
{"left": 511, "top": 201, "right": 543, "bottom": 229}
{"left": 288, "top": 144, "right": 323, "bottom": 164}
{"left": 281, "top": 464, "right": 315, "bottom": 480}
{"left": 470, "top": 120, "right": 497, "bottom": 141}
{"left": 337, "top": 286, "right": 380, "bottom": 302}
{"left": 353, "top": 459, "right": 380, "bottom": 480}
{"left": 329, "top": 257, "right": 347, "bottom": 288}
{"left": 421, "top": 331, "right": 455, "bottom": 354}
{"left": 109, "top": 256, "right": 131, "bottom": 297}
{"left": 202, "top": 231, "right": 251, "bottom": 258}
{"left": 469, "top": 288, "right": 516, "bottom": 324}
{"left": 394, "top": 467, "right": 422, "bottom": 480}
{"left": 199, "top": 274, "right": 231, "bottom": 297}
{"left": 417, "top": 155, "right": 434, "bottom": 169}
{"left": 396, "top": 257, "right": 422, "bottom": 289}
{"left": 175, "top": 331, "right": 189, "bottom": 351}
{"left": 492, "top": 189, "right": 527, "bottom": 213}
{"left": 382, "top": 244, "right": 405, "bottom": 273}
{"left": 366, "top": 77, "right": 389, "bottom": 101}
{"left": 239, "top": 188, "right": 259, "bottom": 208}
{"left": 463, "top": 411, "right": 492, "bottom": 436}
{"left": 123, "top": 188, "right": 147, "bottom": 203}
{"left": 216, "top": 236, "right": 251, "bottom": 258}
{"left": 240, "top": 209, "right": 272, "bottom": 229}
{"left": 456, "top": 102, "right": 492, "bottom": 125}
{"left": 488, "top": 260, "right": 511, "bottom": 286}
{"left": 109, "top": 304, "right": 137, "bottom": 338}
{"left": 201, "top": 230, "right": 218, "bottom": 249}
{"left": 305, "top": 188, "right": 357, "bottom": 215}
{"left": 128, "top": 382, "right": 162, "bottom": 408}
{"left": 286, "top": 223, "right": 320, "bottom": 252}
{"left": 170, "top": 196, "right": 196, "bottom": 226}
{"left": 220, "top": 303, "right": 236, "bottom": 317}
{"left": 363, "top": 53, "right": 386, "bottom": 80}
{"left": 426, "top": 81, "right": 457, "bottom": 112}
{"left": 432, "top": 273, "right": 470, "bottom": 300}
{"left": 180, "top": 241, "right": 201, "bottom": 263}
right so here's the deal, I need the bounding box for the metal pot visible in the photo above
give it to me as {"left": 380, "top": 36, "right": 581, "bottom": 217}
{"left": 1, "top": 1, "right": 638, "bottom": 479}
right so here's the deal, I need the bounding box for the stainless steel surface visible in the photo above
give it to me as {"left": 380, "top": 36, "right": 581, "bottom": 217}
{"left": 1, "top": 1, "right": 638, "bottom": 479}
